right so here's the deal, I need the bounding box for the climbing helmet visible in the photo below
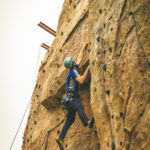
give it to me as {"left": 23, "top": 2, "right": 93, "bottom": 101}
{"left": 64, "top": 57, "right": 74, "bottom": 69}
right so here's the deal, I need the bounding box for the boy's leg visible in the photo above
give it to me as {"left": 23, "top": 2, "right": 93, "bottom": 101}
{"left": 71, "top": 98, "right": 89, "bottom": 127}
{"left": 59, "top": 107, "right": 76, "bottom": 140}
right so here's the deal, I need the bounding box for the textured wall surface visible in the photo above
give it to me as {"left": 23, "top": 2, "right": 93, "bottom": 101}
{"left": 89, "top": 0, "right": 150, "bottom": 150}
{"left": 22, "top": 0, "right": 150, "bottom": 150}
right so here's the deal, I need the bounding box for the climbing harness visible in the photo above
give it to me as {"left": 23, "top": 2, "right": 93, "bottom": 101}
{"left": 61, "top": 90, "right": 79, "bottom": 116}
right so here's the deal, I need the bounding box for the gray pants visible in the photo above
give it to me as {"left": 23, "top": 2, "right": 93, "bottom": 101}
{"left": 59, "top": 97, "right": 89, "bottom": 140}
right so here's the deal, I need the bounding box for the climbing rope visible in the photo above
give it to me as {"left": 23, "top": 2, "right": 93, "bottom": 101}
{"left": 9, "top": 46, "right": 42, "bottom": 150}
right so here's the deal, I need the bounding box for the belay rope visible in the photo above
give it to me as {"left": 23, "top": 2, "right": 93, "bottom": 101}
{"left": 9, "top": 46, "right": 42, "bottom": 150}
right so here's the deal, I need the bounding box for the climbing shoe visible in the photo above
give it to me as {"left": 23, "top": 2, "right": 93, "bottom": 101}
{"left": 56, "top": 138, "right": 64, "bottom": 150}
{"left": 88, "top": 117, "right": 95, "bottom": 128}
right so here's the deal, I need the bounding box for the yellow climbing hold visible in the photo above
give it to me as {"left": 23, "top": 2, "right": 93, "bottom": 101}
{"left": 54, "top": 76, "right": 57, "bottom": 80}
{"left": 59, "top": 108, "right": 65, "bottom": 117}
{"left": 102, "top": 37, "right": 106, "bottom": 44}
{"left": 103, "top": 8, "right": 107, "bottom": 14}
{"left": 94, "top": 57, "right": 99, "bottom": 64}
{"left": 64, "top": 44, "right": 68, "bottom": 49}
{"left": 124, "top": 127, "right": 131, "bottom": 133}
{"left": 107, "top": 69, "right": 112, "bottom": 77}
{"left": 119, "top": 92, "right": 125, "bottom": 100}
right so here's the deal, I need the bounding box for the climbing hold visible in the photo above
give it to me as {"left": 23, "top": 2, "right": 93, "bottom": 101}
{"left": 94, "top": 87, "right": 97, "bottom": 92}
{"left": 88, "top": 49, "right": 91, "bottom": 53}
{"left": 59, "top": 49, "right": 62, "bottom": 52}
{"left": 106, "top": 90, "right": 110, "bottom": 96}
{"left": 120, "top": 141, "right": 122, "bottom": 146}
{"left": 65, "top": 144, "right": 68, "bottom": 147}
{"left": 61, "top": 32, "right": 64, "bottom": 36}
{"left": 115, "top": 114, "right": 119, "bottom": 120}
{"left": 69, "top": 0, "right": 72, "bottom": 3}
{"left": 112, "top": 141, "right": 115, "bottom": 150}
{"left": 109, "top": 47, "right": 112, "bottom": 52}
{"left": 94, "top": 57, "right": 99, "bottom": 64}
{"left": 49, "top": 90, "right": 53, "bottom": 93}
{"left": 30, "top": 135, "right": 32, "bottom": 138}
{"left": 103, "top": 8, "right": 107, "bottom": 14}
{"left": 107, "top": 142, "right": 109, "bottom": 147}
{"left": 34, "top": 120, "right": 37, "bottom": 125}
{"left": 96, "top": 36, "right": 100, "bottom": 42}
{"left": 102, "top": 37, "right": 105, "bottom": 43}
{"left": 107, "top": 69, "right": 112, "bottom": 77}
{"left": 57, "top": 130, "right": 60, "bottom": 134}
{"left": 54, "top": 76, "right": 57, "bottom": 80}
{"left": 120, "top": 112, "right": 123, "bottom": 117}
{"left": 74, "top": 5, "right": 76, "bottom": 9}
{"left": 124, "top": 127, "right": 131, "bottom": 132}
{"left": 36, "top": 84, "right": 38, "bottom": 88}
{"left": 43, "top": 69, "right": 45, "bottom": 73}
{"left": 30, "top": 128, "right": 32, "bottom": 130}
{"left": 103, "top": 23, "right": 106, "bottom": 28}
{"left": 129, "top": 11, "right": 133, "bottom": 16}
{"left": 119, "top": 92, "right": 125, "bottom": 101}
{"left": 39, "top": 85, "right": 41, "bottom": 89}
{"left": 103, "top": 50, "right": 106, "bottom": 54}
{"left": 111, "top": 115, "right": 114, "bottom": 119}
{"left": 110, "top": 27, "right": 113, "bottom": 31}
{"left": 56, "top": 118, "right": 60, "bottom": 121}
{"left": 57, "top": 80, "right": 60, "bottom": 84}
{"left": 33, "top": 110, "right": 37, "bottom": 114}
{"left": 36, "top": 95, "right": 39, "bottom": 98}
{"left": 27, "top": 139, "right": 29, "bottom": 143}
{"left": 103, "top": 64, "right": 107, "bottom": 71}
{"left": 57, "top": 64, "right": 60, "bottom": 67}
{"left": 99, "top": 9, "right": 102, "bottom": 14}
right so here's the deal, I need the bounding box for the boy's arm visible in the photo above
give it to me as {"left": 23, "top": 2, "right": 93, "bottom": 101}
{"left": 75, "top": 66, "right": 90, "bottom": 84}
{"left": 76, "top": 43, "right": 87, "bottom": 65}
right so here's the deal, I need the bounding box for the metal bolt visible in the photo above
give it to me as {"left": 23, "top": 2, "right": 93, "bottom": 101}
{"left": 57, "top": 64, "right": 60, "bottom": 67}
{"left": 120, "top": 112, "right": 123, "bottom": 117}
{"left": 120, "top": 141, "right": 122, "bottom": 146}
{"left": 103, "top": 23, "right": 106, "bottom": 28}
{"left": 112, "top": 141, "right": 115, "bottom": 150}
{"left": 106, "top": 90, "right": 110, "bottom": 96}
{"left": 34, "top": 120, "right": 37, "bottom": 125}
{"left": 57, "top": 80, "right": 60, "bottom": 84}
{"left": 97, "top": 37, "right": 100, "bottom": 42}
{"left": 103, "top": 64, "right": 107, "bottom": 71}
{"left": 107, "top": 142, "right": 109, "bottom": 147}
{"left": 109, "top": 47, "right": 112, "bottom": 52}
{"left": 57, "top": 130, "right": 60, "bottom": 134}
{"left": 99, "top": 9, "right": 102, "bottom": 14}
{"left": 129, "top": 11, "right": 133, "bottom": 16}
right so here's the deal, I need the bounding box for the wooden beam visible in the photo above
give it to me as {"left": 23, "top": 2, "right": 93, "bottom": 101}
{"left": 41, "top": 43, "right": 50, "bottom": 50}
{"left": 38, "top": 22, "right": 56, "bottom": 37}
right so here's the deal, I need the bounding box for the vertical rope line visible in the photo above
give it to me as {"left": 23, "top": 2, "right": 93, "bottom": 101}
{"left": 9, "top": 46, "right": 42, "bottom": 150}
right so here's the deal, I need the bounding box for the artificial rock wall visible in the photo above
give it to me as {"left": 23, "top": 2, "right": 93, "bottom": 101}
{"left": 22, "top": 0, "right": 150, "bottom": 150}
